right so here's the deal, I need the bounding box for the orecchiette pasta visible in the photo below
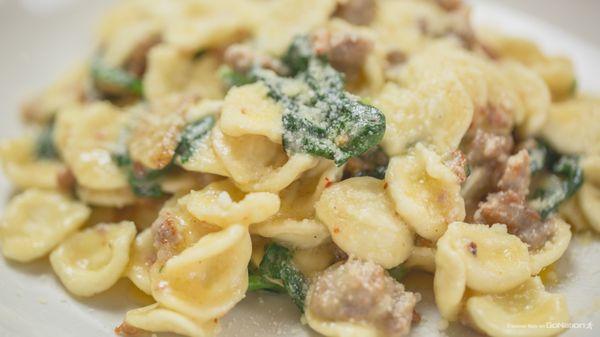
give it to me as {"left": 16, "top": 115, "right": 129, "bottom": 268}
{"left": 578, "top": 183, "right": 600, "bottom": 232}
{"left": 541, "top": 96, "right": 600, "bottom": 155}
{"left": 178, "top": 131, "right": 230, "bottom": 177}
{"left": 374, "top": 77, "right": 473, "bottom": 157}
{"left": 435, "top": 222, "right": 531, "bottom": 320}
{"left": 183, "top": 180, "right": 280, "bottom": 227}
{"left": 0, "top": 135, "right": 65, "bottom": 190}
{"left": 305, "top": 310, "right": 380, "bottom": 337}
{"left": 220, "top": 83, "right": 283, "bottom": 143}
{"left": 126, "top": 228, "right": 155, "bottom": 295}
{"left": 466, "top": 277, "right": 569, "bottom": 337}
{"left": 0, "top": 189, "right": 90, "bottom": 262}
{"left": 529, "top": 219, "right": 572, "bottom": 275}
{"left": 212, "top": 126, "right": 318, "bottom": 192}
{"left": 405, "top": 246, "right": 436, "bottom": 273}
{"left": 125, "top": 303, "right": 220, "bottom": 337}
{"left": 386, "top": 144, "right": 465, "bottom": 241}
{"left": 251, "top": 161, "right": 340, "bottom": 249}
{"left": 151, "top": 224, "right": 251, "bottom": 321}
{"left": 315, "top": 177, "right": 414, "bottom": 268}
{"left": 292, "top": 243, "right": 337, "bottom": 277}
{"left": 49, "top": 221, "right": 136, "bottom": 297}
{"left": 76, "top": 186, "right": 136, "bottom": 208}
{"left": 54, "top": 102, "right": 129, "bottom": 190}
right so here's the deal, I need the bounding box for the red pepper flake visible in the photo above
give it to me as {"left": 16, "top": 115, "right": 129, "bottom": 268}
{"left": 383, "top": 182, "right": 388, "bottom": 189}
{"left": 324, "top": 177, "right": 333, "bottom": 188}
{"left": 213, "top": 318, "right": 219, "bottom": 324}
{"left": 333, "top": 227, "right": 340, "bottom": 234}
{"left": 467, "top": 241, "right": 477, "bottom": 256}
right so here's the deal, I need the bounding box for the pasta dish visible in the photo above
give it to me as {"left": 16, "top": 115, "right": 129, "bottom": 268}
{"left": 1, "top": 0, "right": 599, "bottom": 336}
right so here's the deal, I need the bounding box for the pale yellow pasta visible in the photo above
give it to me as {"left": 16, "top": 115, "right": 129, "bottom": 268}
{"left": 578, "top": 183, "right": 600, "bottom": 232}
{"left": 220, "top": 83, "right": 283, "bottom": 143}
{"left": 178, "top": 131, "right": 229, "bottom": 176}
{"left": 529, "top": 219, "right": 572, "bottom": 275}
{"left": 434, "top": 231, "right": 467, "bottom": 321}
{"left": 446, "top": 223, "right": 530, "bottom": 293}
{"left": 582, "top": 155, "right": 600, "bottom": 185}
{"left": 151, "top": 224, "right": 251, "bottom": 321}
{"left": 292, "top": 243, "right": 337, "bottom": 277}
{"left": 558, "top": 197, "right": 590, "bottom": 232}
{"left": 183, "top": 180, "right": 280, "bottom": 227}
{"left": 315, "top": 177, "right": 413, "bottom": 269}
{"left": 54, "top": 102, "right": 128, "bottom": 190}
{"left": 212, "top": 126, "right": 318, "bottom": 192}
{"left": 253, "top": 0, "right": 337, "bottom": 55}
{"left": 125, "top": 303, "right": 220, "bottom": 337}
{"left": 500, "top": 60, "right": 551, "bottom": 136}
{"left": 252, "top": 161, "right": 341, "bottom": 249}
{"left": 0, "top": 189, "right": 90, "bottom": 262}
{"left": 405, "top": 246, "right": 436, "bottom": 273}
{"left": 21, "top": 64, "right": 87, "bottom": 124}
{"left": 0, "top": 135, "right": 65, "bottom": 190}
{"left": 374, "top": 77, "right": 473, "bottom": 156}
{"left": 386, "top": 144, "right": 465, "bottom": 241}
{"left": 466, "top": 277, "right": 569, "bottom": 337}
{"left": 305, "top": 309, "right": 380, "bottom": 337}
{"left": 126, "top": 228, "right": 155, "bottom": 295}
{"left": 50, "top": 221, "right": 136, "bottom": 297}
{"left": 76, "top": 186, "right": 136, "bottom": 208}
{"left": 143, "top": 45, "right": 224, "bottom": 105}
{"left": 541, "top": 96, "right": 600, "bottom": 155}
{"left": 102, "top": 20, "right": 160, "bottom": 67}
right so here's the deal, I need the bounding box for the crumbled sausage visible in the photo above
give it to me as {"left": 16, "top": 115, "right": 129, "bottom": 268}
{"left": 474, "top": 191, "right": 555, "bottom": 250}
{"left": 386, "top": 50, "right": 408, "bottom": 66}
{"left": 223, "top": 43, "right": 287, "bottom": 74}
{"left": 436, "top": 0, "right": 463, "bottom": 11}
{"left": 444, "top": 150, "right": 468, "bottom": 184}
{"left": 333, "top": 0, "right": 377, "bottom": 26}
{"left": 312, "top": 29, "right": 374, "bottom": 79}
{"left": 114, "top": 322, "right": 148, "bottom": 337}
{"left": 498, "top": 149, "right": 531, "bottom": 196}
{"left": 152, "top": 212, "right": 183, "bottom": 264}
{"left": 307, "top": 259, "right": 419, "bottom": 337}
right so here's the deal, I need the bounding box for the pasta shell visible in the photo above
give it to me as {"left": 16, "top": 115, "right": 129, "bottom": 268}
{"left": 305, "top": 309, "right": 380, "bottom": 337}
{"left": 529, "top": 219, "right": 572, "bottom": 275}
{"left": 466, "top": 277, "right": 569, "bottom": 337}
{"left": 0, "top": 189, "right": 90, "bottom": 262}
{"left": 125, "top": 303, "right": 220, "bottom": 337}
{"left": 50, "top": 221, "right": 136, "bottom": 297}
{"left": 220, "top": 83, "right": 283, "bottom": 143}
{"left": 184, "top": 180, "right": 280, "bottom": 227}
{"left": 315, "top": 177, "right": 414, "bottom": 268}
{"left": 578, "top": 183, "right": 600, "bottom": 232}
{"left": 151, "top": 224, "right": 251, "bottom": 321}
{"left": 212, "top": 126, "right": 318, "bottom": 193}
{"left": 0, "top": 135, "right": 65, "bottom": 190}
{"left": 126, "top": 228, "right": 155, "bottom": 295}
{"left": 386, "top": 144, "right": 465, "bottom": 241}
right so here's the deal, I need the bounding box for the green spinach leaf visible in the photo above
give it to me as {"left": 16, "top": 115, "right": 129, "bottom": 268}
{"left": 175, "top": 115, "right": 216, "bottom": 164}
{"left": 91, "top": 57, "right": 143, "bottom": 97}
{"left": 35, "top": 122, "right": 59, "bottom": 160}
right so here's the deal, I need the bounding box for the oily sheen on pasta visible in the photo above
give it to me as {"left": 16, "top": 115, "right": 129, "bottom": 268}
{"left": 0, "top": 1, "right": 595, "bottom": 337}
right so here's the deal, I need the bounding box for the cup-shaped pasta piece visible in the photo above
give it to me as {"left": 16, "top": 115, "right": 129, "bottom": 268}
{"left": 252, "top": 161, "right": 341, "bottom": 249}
{"left": 178, "top": 131, "right": 230, "bottom": 177}
{"left": 466, "top": 277, "right": 570, "bottom": 337}
{"left": 220, "top": 83, "right": 283, "bottom": 143}
{"left": 386, "top": 144, "right": 465, "bottom": 241}
{"left": 500, "top": 61, "right": 551, "bottom": 136}
{"left": 76, "top": 186, "right": 136, "bottom": 208}
{"left": 292, "top": 243, "right": 338, "bottom": 277}
{"left": 438, "top": 222, "right": 531, "bottom": 295}
{"left": 434, "top": 234, "right": 467, "bottom": 321}
{"left": 558, "top": 197, "right": 590, "bottom": 232}
{"left": 315, "top": 177, "right": 413, "bottom": 268}
{"left": 0, "top": 189, "right": 90, "bottom": 262}
{"left": 541, "top": 97, "right": 600, "bottom": 155}
{"left": 54, "top": 102, "right": 129, "bottom": 190}
{"left": 183, "top": 180, "right": 280, "bottom": 227}
{"left": 124, "top": 303, "right": 220, "bottom": 337}
{"left": 529, "top": 218, "right": 572, "bottom": 275}
{"left": 50, "top": 221, "right": 136, "bottom": 297}
{"left": 374, "top": 77, "right": 473, "bottom": 157}
{"left": 212, "top": 126, "right": 318, "bottom": 192}
{"left": 305, "top": 311, "right": 380, "bottom": 337}
{"left": 405, "top": 246, "right": 436, "bottom": 273}
{"left": 126, "top": 228, "right": 155, "bottom": 295}
{"left": 144, "top": 45, "right": 225, "bottom": 104}
{"left": 578, "top": 183, "right": 600, "bottom": 232}
{"left": 151, "top": 224, "right": 251, "bottom": 321}
{"left": 0, "top": 135, "right": 65, "bottom": 190}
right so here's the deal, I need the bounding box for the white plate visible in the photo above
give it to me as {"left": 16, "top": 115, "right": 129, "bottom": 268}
{"left": 0, "top": 1, "right": 599, "bottom": 336}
